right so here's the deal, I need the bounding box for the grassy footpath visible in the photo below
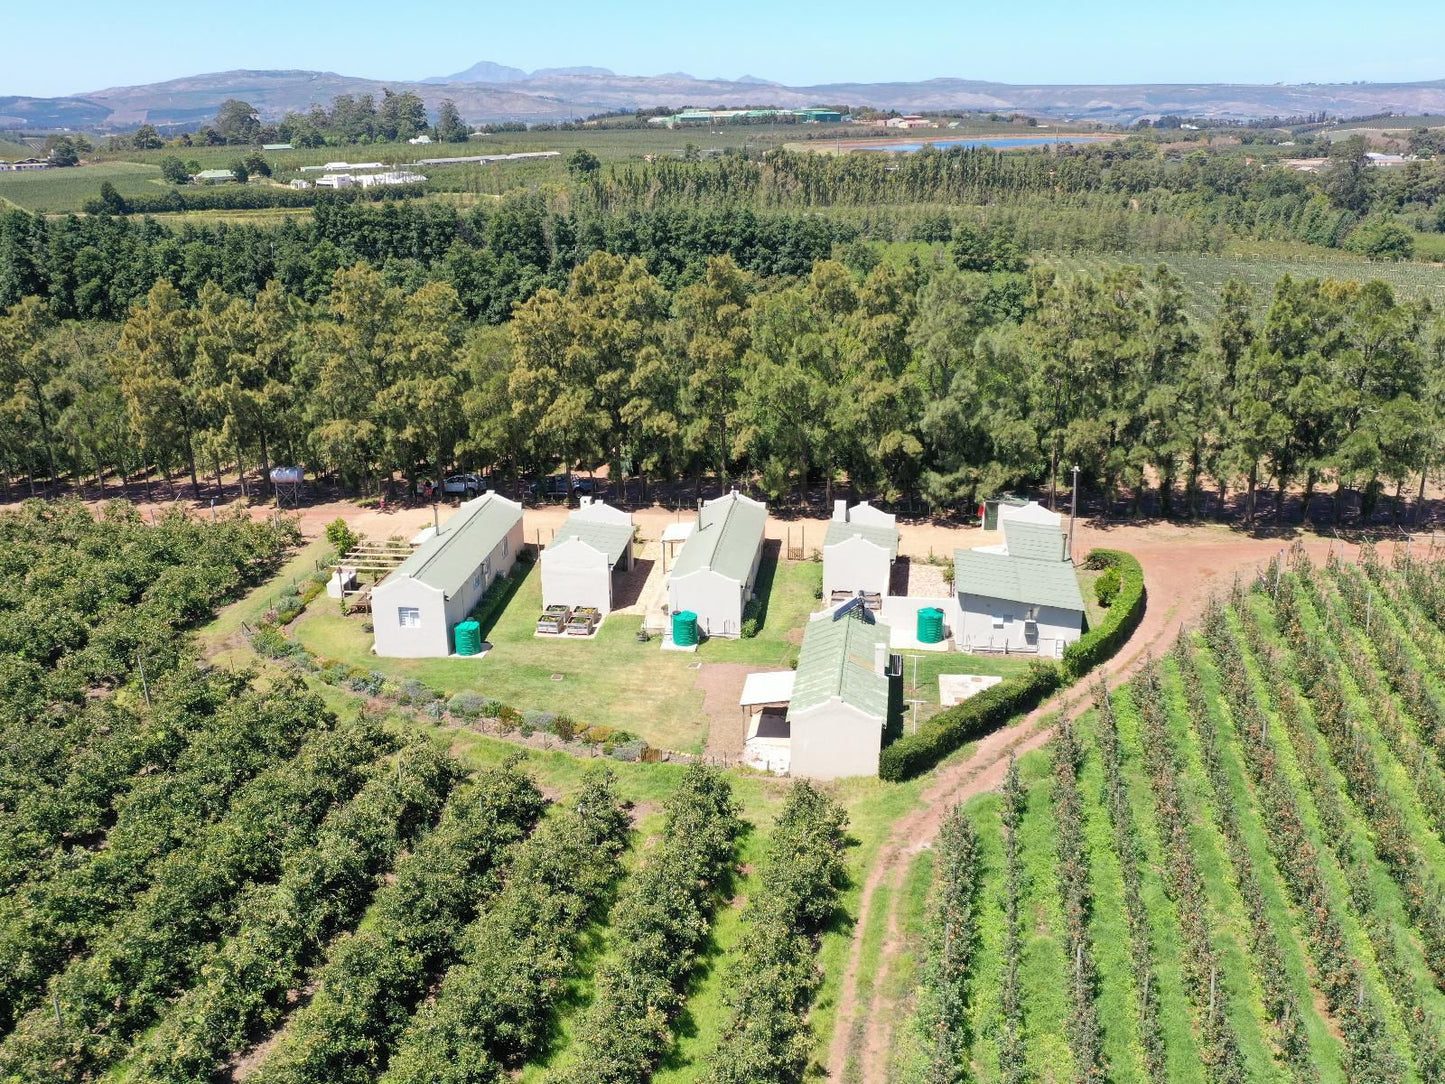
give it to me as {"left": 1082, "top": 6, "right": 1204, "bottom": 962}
{"left": 1187, "top": 644, "right": 1348, "bottom": 1083}
{"left": 1247, "top": 597, "right": 1445, "bottom": 1062}
{"left": 1233, "top": 604, "right": 1417, "bottom": 1057}
{"left": 1154, "top": 660, "right": 1284, "bottom": 1082}
{"left": 1110, "top": 690, "right": 1207, "bottom": 1084}
{"left": 1072, "top": 712, "right": 1148, "bottom": 1084}
{"left": 1015, "top": 754, "right": 1074, "bottom": 1081}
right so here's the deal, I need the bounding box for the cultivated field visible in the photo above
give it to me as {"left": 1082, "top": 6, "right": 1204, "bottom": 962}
{"left": 1047, "top": 249, "right": 1445, "bottom": 324}
{"left": 888, "top": 544, "right": 1445, "bottom": 1083}
{"left": 0, "top": 160, "right": 164, "bottom": 212}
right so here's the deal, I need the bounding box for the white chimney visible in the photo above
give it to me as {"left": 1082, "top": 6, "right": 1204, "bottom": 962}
{"left": 833, "top": 499, "right": 848, "bottom": 522}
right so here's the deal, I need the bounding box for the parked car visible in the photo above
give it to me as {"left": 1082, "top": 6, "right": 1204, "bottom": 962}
{"left": 443, "top": 473, "right": 486, "bottom": 497}
{"left": 539, "top": 473, "right": 594, "bottom": 499}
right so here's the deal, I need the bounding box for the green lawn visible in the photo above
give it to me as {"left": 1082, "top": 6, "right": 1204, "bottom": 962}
{"left": 897, "top": 650, "right": 1034, "bottom": 728}
{"left": 0, "top": 161, "right": 165, "bottom": 213}
{"left": 292, "top": 555, "right": 825, "bottom": 754}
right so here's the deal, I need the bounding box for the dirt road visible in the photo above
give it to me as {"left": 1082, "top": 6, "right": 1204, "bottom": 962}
{"left": 823, "top": 525, "right": 1353, "bottom": 1083}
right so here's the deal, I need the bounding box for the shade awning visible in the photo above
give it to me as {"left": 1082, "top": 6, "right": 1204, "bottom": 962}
{"left": 739, "top": 670, "right": 796, "bottom": 707}
{"left": 662, "top": 521, "right": 695, "bottom": 543}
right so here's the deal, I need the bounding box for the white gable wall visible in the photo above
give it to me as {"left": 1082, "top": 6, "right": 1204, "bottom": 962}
{"left": 823, "top": 534, "right": 892, "bottom": 598}
{"left": 669, "top": 569, "right": 744, "bottom": 638}
{"left": 846, "top": 501, "right": 896, "bottom": 528}
{"left": 789, "top": 699, "right": 884, "bottom": 780}
{"left": 956, "top": 592, "right": 1083, "bottom": 655}
{"left": 542, "top": 538, "right": 614, "bottom": 613}
{"left": 999, "top": 500, "right": 1062, "bottom": 528}
{"left": 371, "top": 516, "right": 523, "bottom": 658}
{"left": 373, "top": 578, "right": 450, "bottom": 658}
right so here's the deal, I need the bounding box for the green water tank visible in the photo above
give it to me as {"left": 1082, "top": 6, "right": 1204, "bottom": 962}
{"left": 917, "top": 607, "right": 946, "bottom": 645}
{"left": 454, "top": 620, "right": 482, "bottom": 656}
{"left": 672, "top": 610, "right": 699, "bottom": 647}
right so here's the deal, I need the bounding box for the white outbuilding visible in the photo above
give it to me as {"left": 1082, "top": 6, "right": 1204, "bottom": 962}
{"left": 540, "top": 498, "right": 635, "bottom": 615}
{"left": 742, "top": 609, "right": 897, "bottom": 780}
{"left": 998, "top": 499, "right": 1062, "bottom": 529}
{"left": 371, "top": 493, "right": 524, "bottom": 658}
{"left": 666, "top": 490, "right": 767, "bottom": 639}
{"left": 823, "top": 500, "right": 899, "bottom": 602}
{"left": 954, "top": 519, "right": 1085, "bottom": 657}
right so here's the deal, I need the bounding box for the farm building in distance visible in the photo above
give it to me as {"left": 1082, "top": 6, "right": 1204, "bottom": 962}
{"left": 666, "top": 490, "right": 767, "bottom": 639}
{"left": 193, "top": 168, "right": 236, "bottom": 184}
{"left": 316, "top": 170, "right": 426, "bottom": 188}
{"left": 742, "top": 609, "right": 898, "bottom": 780}
{"left": 823, "top": 500, "right": 898, "bottom": 604}
{"left": 649, "top": 107, "right": 844, "bottom": 127}
{"left": 954, "top": 519, "right": 1084, "bottom": 656}
{"left": 541, "top": 498, "right": 635, "bottom": 617}
{"left": 372, "top": 493, "right": 524, "bottom": 658}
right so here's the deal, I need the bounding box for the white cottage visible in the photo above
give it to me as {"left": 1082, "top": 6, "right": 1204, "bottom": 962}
{"left": 371, "top": 493, "right": 524, "bottom": 658}
{"left": 666, "top": 490, "right": 767, "bottom": 639}
{"left": 779, "top": 612, "right": 896, "bottom": 780}
{"left": 540, "top": 498, "right": 635, "bottom": 615}
{"left": 998, "top": 499, "right": 1062, "bottom": 528}
{"left": 954, "top": 519, "right": 1085, "bottom": 656}
{"left": 823, "top": 500, "right": 899, "bottom": 602}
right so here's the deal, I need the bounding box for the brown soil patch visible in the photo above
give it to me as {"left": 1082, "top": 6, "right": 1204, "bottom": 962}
{"left": 694, "top": 662, "right": 791, "bottom": 759}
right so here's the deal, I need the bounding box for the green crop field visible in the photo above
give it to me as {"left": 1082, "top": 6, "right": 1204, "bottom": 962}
{"left": 0, "top": 161, "right": 165, "bottom": 213}
{"left": 894, "top": 547, "right": 1445, "bottom": 1082}
{"left": 1044, "top": 248, "right": 1445, "bottom": 324}
{"left": 0, "top": 137, "right": 38, "bottom": 159}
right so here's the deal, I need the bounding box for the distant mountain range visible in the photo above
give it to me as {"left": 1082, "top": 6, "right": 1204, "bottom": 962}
{"left": 3, "top": 62, "right": 1445, "bottom": 131}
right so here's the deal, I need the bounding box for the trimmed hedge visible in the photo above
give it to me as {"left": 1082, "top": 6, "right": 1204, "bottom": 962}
{"left": 83, "top": 184, "right": 426, "bottom": 215}
{"left": 1062, "top": 549, "right": 1145, "bottom": 681}
{"left": 878, "top": 547, "right": 1144, "bottom": 781}
{"left": 878, "top": 662, "right": 1061, "bottom": 782}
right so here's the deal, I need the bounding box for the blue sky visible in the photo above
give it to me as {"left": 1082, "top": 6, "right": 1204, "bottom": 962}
{"left": 8, "top": 0, "right": 1444, "bottom": 97}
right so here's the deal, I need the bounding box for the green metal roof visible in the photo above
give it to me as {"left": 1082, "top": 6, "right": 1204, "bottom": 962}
{"left": 390, "top": 493, "right": 521, "bottom": 597}
{"left": 790, "top": 616, "right": 891, "bottom": 720}
{"left": 954, "top": 547, "right": 1085, "bottom": 613}
{"left": 1002, "top": 521, "right": 1066, "bottom": 563}
{"left": 823, "top": 519, "right": 899, "bottom": 558}
{"left": 670, "top": 492, "right": 767, "bottom": 584}
{"left": 548, "top": 514, "right": 632, "bottom": 566}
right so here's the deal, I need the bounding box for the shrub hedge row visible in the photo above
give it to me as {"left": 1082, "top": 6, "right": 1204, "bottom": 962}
{"left": 878, "top": 661, "right": 1062, "bottom": 782}
{"left": 1062, "top": 549, "right": 1146, "bottom": 680}
{"left": 83, "top": 184, "right": 426, "bottom": 216}
{"left": 878, "top": 547, "right": 1144, "bottom": 781}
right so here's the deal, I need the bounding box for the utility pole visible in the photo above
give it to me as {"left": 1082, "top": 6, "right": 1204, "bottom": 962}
{"left": 1068, "top": 465, "right": 1080, "bottom": 563}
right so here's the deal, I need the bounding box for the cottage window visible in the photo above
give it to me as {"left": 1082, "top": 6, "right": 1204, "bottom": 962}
{"left": 502, "top": 536, "right": 509, "bottom": 557}
{"left": 473, "top": 568, "right": 483, "bottom": 589}
{"left": 992, "top": 613, "right": 1006, "bottom": 629}
{"left": 482, "top": 556, "right": 492, "bottom": 578}
{"left": 398, "top": 607, "right": 421, "bottom": 628}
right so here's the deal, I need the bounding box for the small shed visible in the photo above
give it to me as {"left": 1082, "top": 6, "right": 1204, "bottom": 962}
{"left": 999, "top": 499, "right": 1061, "bottom": 529}
{"left": 371, "top": 493, "right": 524, "bottom": 658}
{"left": 194, "top": 168, "right": 237, "bottom": 184}
{"left": 954, "top": 520, "right": 1084, "bottom": 656}
{"left": 540, "top": 498, "right": 635, "bottom": 616}
{"left": 666, "top": 491, "right": 767, "bottom": 639}
{"left": 823, "top": 500, "right": 899, "bottom": 601}
{"left": 787, "top": 614, "right": 896, "bottom": 780}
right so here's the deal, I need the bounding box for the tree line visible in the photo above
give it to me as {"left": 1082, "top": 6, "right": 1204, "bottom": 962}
{"left": 3, "top": 239, "right": 1441, "bottom": 523}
